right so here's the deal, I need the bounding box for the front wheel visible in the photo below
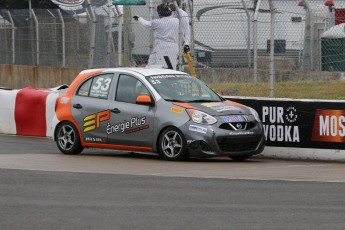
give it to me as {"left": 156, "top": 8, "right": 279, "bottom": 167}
{"left": 158, "top": 127, "right": 188, "bottom": 161}
{"left": 56, "top": 121, "right": 84, "bottom": 155}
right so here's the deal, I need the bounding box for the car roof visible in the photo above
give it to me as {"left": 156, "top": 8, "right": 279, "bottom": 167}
{"left": 80, "top": 67, "right": 188, "bottom": 77}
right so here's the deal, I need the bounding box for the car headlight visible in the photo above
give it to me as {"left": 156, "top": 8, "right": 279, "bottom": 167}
{"left": 187, "top": 109, "right": 217, "bottom": 125}
{"left": 249, "top": 107, "right": 261, "bottom": 122}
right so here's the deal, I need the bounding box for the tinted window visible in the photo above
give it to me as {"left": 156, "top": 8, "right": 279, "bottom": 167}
{"left": 116, "top": 75, "right": 149, "bottom": 104}
{"left": 77, "top": 74, "right": 113, "bottom": 99}
{"left": 146, "top": 74, "right": 221, "bottom": 102}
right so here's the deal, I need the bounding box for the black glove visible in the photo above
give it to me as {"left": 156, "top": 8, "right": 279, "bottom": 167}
{"left": 133, "top": 15, "right": 139, "bottom": 21}
{"left": 183, "top": 45, "right": 190, "bottom": 53}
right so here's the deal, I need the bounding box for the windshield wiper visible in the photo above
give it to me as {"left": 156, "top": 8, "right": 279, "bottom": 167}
{"left": 186, "top": 99, "right": 220, "bottom": 103}
{"left": 164, "top": 99, "right": 185, "bottom": 103}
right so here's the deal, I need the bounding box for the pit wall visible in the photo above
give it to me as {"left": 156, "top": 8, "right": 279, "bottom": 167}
{"left": 0, "top": 64, "right": 343, "bottom": 89}
{"left": 0, "top": 64, "right": 83, "bottom": 89}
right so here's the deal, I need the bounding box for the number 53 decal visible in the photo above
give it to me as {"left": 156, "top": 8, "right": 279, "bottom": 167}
{"left": 92, "top": 77, "right": 112, "bottom": 92}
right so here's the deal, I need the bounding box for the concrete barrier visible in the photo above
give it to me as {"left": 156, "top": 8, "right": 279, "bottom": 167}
{"left": 0, "top": 88, "right": 19, "bottom": 135}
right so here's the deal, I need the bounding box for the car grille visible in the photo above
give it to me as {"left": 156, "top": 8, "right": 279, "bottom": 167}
{"left": 219, "top": 122, "right": 256, "bottom": 131}
{"left": 216, "top": 137, "right": 261, "bottom": 152}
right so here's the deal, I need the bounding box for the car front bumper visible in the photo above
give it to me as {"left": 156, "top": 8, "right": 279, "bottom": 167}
{"left": 181, "top": 121, "right": 265, "bottom": 158}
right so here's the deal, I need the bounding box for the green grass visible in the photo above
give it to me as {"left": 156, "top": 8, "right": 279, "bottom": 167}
{"left": 209, "top": 80, "right": 345, "bottom": 100}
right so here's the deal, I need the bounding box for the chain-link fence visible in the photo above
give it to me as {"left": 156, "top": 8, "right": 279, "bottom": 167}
{"left": 1, "top": 0, "right": 345, "bottom": 98}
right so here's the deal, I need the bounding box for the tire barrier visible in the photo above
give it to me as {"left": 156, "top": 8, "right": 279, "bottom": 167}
{"left": 0, "top": 85, "right": 67, "bottom": 137}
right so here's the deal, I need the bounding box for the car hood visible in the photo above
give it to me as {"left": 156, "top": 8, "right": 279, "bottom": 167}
{"left": 173, "top": 101, "right": 249, "bottom": 116}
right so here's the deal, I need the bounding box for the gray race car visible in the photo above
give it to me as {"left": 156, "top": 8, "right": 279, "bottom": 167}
{"left": 52, "top": 67, "right": 265, "bottom": 161}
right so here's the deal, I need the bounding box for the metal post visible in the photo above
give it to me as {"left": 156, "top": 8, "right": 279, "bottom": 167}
{"left": 268, "top": 0, "right": 275, "bottom": 98}
{"left": 113, "top": 5, "right": 123, "bottom": 67}
{"left": 7, "top": 10, "right": 15, "bottom": 64}
{"left": 302, "top": 0, "right": 312, "bottom": 71}
{"left": 106, "top": 0, "right": 113, "bottom": 67}
{"left": 86, "top": 0, "right": 96, "bottom": 68}
{"left": 31, "top": 9, "right": 39, "bottom": 66}
{"left": 241, "top": 0, "right": 251, "bottom": 68}
{"left": 47, "top": 10, "right": 57, "bottom": 66}
{"left": 57, "top": 10, "right": 65, "bottom": 67}
{"left": 253, "top": 0, "right": 261, "bottom": 82}
{"left": 188, "top": 0, "right": 195, "bottom": 66}
{"left": 123, "top": 5, "right": 132, "bottom": 66}
{"left": 149, "top": 0, "right": 154, "bottom": 54}
{"left": 174, "top": 0, "right": 184, "bottom": 71}
{"left": 29, "top": 0, "right": 32, "bottom": 18}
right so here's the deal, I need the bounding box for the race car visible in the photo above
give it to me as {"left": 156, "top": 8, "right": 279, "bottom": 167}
{"left": 52, "top": 67, "right": 265, "bottom": 161}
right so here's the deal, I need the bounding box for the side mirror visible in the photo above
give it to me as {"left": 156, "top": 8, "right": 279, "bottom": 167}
{"left": 136, "top": 95, "right": 154, "bottom": 105}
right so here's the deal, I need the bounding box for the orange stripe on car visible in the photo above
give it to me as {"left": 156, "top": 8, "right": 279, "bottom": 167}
{"left": 83, "top": 143, "right": 153, "bottom": 152}
{"left": 172, "top": 102, "right": 198, "bottom": 110}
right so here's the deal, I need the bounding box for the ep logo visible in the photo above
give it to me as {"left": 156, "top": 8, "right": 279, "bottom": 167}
{"left": 83, "top": 110, "right": 110, "bottom": 132}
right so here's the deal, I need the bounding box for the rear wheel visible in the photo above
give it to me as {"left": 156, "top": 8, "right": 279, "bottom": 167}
{"left": 56, "top": 121, "right": 84, "bottom": 155}
{"left": 158, "top": 127, "right": 188, "bottom": 161}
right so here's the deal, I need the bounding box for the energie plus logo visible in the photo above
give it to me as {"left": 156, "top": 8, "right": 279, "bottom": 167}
{"left": 83, "top": 110, "right": 110, "bottom": 132}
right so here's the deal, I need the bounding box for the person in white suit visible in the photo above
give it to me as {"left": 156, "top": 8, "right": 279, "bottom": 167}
{"left": 167, "top": 0, "right": 191, "bottom": 53}
{"left": 133, "top": 4, "right": 179, "bottom": 69}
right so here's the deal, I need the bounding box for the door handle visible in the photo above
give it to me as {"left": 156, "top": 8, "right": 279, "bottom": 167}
{"left": 73, "top": 104, "right": 83, "bottom": 109}
{"left": 111, "top": 108, "right": 121, "bottom": 114}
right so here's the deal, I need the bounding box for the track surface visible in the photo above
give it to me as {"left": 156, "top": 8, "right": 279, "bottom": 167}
{"left": 1, "top": 135, "right": 345, "bottom": 230}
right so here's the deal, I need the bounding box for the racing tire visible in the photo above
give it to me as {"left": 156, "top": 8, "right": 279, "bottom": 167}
{"left": 158, "top": 127, "right": 188, "bottom": 161}
{"left": 229, "top": 154, "right": 253, "bottom": 162}
{"left": 56, "top": 121, "right": 84, "bottom": 155}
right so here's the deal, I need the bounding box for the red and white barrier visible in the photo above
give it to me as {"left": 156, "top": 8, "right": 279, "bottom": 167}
{"left": 0, "top": 86, "right": 65, "bottom": 137}
{"left": 0, "top": 89, "right": 20, "bottom": 135}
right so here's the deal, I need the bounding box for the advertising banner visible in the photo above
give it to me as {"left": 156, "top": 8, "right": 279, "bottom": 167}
{"left": 224, "top": 97, "right": 345, "bottom": 150}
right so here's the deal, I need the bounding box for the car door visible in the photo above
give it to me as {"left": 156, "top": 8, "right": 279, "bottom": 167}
{"left": 71, "top": 73, "right": 115, "bottom": 144}
{"left": 107, "top": 73, "right": 155, "bottom": 147}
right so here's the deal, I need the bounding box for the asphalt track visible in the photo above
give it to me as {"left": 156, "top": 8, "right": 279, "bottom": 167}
{"left": 1, "top": 135, "right": 345, "bottom": 230}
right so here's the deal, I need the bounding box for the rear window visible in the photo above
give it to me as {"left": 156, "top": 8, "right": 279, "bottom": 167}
{"left": 77, "top": 74, "right": 113, "bottom": 99}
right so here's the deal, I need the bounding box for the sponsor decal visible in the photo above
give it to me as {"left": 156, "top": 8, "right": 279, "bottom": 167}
{"left": 85, "top": 137, "right": 107, "bottom": 143}
{"left": 83, "top": 110, "right": 110, "bottom": 132}
{"left": 223, "top": 115, "right": 248, "bottom": 123}
{"left": 170, "top": 107, "right": 183, "bottom": 114}
{"left": 262, "top": 106, "right": 300, "bottom": 142}
{"left": 60, "top": 97, "right": 69, "bottom": 104}
{"left": 202, "top": 102, "right": 237, "bottom": 112}
{"left": 51, "top": 0, "right": 84, "bottom": 10}
{"left": 189, "top": 125, "right": 207, "bottom": 134}
{"left": 311, "top": 110, "right": 345, "bottom": 143}
{"left": 228, "top": 131, "right": 254, "bottom": 136}
{"left": 285, "top": 106, "right": 298, "bottom": 123}
{"left": 150, "top": 75, "right": 192, "bottom": 80}
{"left": 107, "top": 116, "right": 147, "bottom": 134}
{"left": 125, "top": 124, "right": 149, "bottom": 134}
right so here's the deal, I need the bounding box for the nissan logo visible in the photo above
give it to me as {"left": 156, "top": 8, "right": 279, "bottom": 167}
{"left": 236, "top": 123, "right": 242, "bottom": 129}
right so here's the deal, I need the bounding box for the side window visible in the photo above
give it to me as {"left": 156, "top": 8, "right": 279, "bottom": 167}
{"left": 116, "top": 75, "right": 149, "bottom": 104}
{"left": 77, "top": 74, "right": 113, "bottom": 99}
{"left": 77, "top": 78, "right": 92, "bottom": 97}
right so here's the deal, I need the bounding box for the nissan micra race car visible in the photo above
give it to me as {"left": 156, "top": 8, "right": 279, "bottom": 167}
{"left": 52, "top": 67, "right": 265, "bottom": 161}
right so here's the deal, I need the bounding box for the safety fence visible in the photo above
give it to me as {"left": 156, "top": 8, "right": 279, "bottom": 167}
{"left": 1, "top": 0, "right": 345, "bottom": 98}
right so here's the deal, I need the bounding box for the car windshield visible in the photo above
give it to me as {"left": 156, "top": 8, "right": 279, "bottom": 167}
{"left": 146, "top": 74, "right": 222, "bottom": 103}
